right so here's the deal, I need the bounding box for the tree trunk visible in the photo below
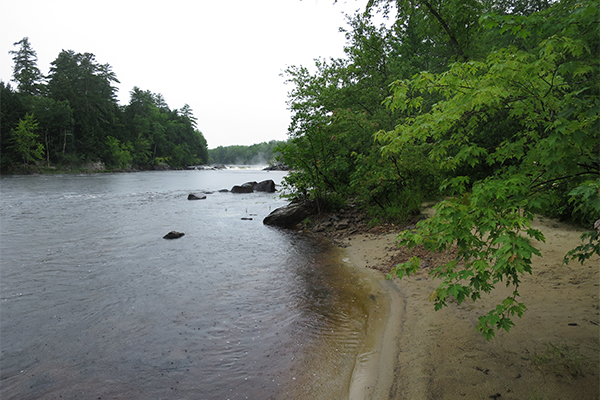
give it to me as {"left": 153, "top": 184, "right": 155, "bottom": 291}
{"left": 421, "top": 0, "right": 467, "bottom": 61}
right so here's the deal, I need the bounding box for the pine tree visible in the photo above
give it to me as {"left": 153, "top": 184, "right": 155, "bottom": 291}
{"left": 9, "top": 37, "right": 43, "bottom": 96}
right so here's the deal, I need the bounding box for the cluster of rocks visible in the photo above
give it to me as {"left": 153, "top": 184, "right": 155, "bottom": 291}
{"left": 262, "top": 163, "right": 289, "bottom": 171}
{"left": 165, "top": 179, "right": 278, "bottom": 238}
{"left": 263, "top": 199, "right": 414, "bottom": 246}
{"left": 186, "top": 164, "right": 227, "bottom": 170}
{"left": 262, "top": 200, "right": 368, "bottom": 237}
{"left": 186, "top": 180, "right": 277, "bottom": 199}
{"left": 231, "top": 180, "right": 276, "bottom": 193}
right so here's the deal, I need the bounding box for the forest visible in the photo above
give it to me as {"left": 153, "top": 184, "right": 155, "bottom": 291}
{"left": 208, "top": 140, "right": 285, "bottom": 165}
{"left": 1, "top": 41, "right": 209, "bottom": 172}
{"left": 275, "top": 0, "right": 598, "bottom": 338}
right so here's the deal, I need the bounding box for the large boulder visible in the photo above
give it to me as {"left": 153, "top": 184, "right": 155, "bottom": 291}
{"left": 254, "top": 180, "right": 276, "bottom": 193}
{"left": 231, "top": 185, "right": 254, "bottom": 193}
{"left": 263, "top": 201, "right": 315, "bottom": 228}
{"left": 231, "top": 181, "right": 257, "bottom": 193}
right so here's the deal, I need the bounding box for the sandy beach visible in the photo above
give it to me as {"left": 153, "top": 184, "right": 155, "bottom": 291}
{"left": 336, "top": 214, "right": 599, "bottom": 399}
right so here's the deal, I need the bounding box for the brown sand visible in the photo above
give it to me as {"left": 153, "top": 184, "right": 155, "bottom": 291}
{"left": 343, "top": 216, "right": 599, "bottom": 399}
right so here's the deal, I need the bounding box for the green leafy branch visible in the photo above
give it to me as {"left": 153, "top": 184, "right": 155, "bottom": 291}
{"left": 388, "top": 176, "right": 544, "bottom": 340}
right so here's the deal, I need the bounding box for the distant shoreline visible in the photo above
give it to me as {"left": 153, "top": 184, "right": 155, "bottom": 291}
{"left": 0, "top": 163, "right": 284, "bottom": 176}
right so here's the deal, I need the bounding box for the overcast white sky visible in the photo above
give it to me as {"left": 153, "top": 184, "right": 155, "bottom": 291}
{"left": 1, "top": 0, "right": 370, "bottom": 148}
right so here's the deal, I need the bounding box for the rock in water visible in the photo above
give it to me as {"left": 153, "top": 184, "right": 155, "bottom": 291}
{"left": 263, "top": 201, "right": 315, "bottom": 228}
{"left": 188, "top": 193, "right": 206, "bottom": 200}
{"left": 254, "top": 180, "right": 276, "bottom": 193}
{"left": 231, "top": 185, "right": 254, "bottom": 193}
{"left": 163, "top": 231, "right": 185, "bottom": 239}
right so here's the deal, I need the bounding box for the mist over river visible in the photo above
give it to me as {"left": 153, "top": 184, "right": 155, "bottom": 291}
{"left": 0, "top": 169, "right": 385, "bottom": 399}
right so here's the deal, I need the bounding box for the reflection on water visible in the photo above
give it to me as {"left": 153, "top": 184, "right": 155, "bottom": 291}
{"left": 0, "top": 171, "right": 386, "bottom": 399}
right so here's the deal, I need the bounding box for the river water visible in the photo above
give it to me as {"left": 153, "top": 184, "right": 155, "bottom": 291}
{"left": 0, "top": 169, "right": 386, "bottom": 399}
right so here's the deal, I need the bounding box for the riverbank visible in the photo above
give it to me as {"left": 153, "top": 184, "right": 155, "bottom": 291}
{"left": 311, "top": 210, "right": 599, "bottom": 399}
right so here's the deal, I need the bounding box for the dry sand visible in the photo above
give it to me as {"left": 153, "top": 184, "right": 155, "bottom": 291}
{"left": 343, "top": 216, "right": 599, "bottom": 399}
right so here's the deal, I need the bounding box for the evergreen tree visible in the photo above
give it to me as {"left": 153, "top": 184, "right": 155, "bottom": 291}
{"left": 9, "top": 37, "right": 44, "bottom": 96}
{"left": 46, "top": 50, "right": 120, "bottom": 160}
{"left": 0, "top": 82, "right": 26, "bottom": 169}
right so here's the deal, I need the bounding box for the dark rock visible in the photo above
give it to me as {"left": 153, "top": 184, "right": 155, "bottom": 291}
{"left": 188, "top": 193, "right": 207, "bottom": 200}
{"left": 241, "top": 217, "right": 253, "bottom": 220}
{"left": 263, "top": 163, "right": 289, "bottom": 171}
{"left": 231, "top": 185, "right": 254, "bottom": 193}
{"left": 186, "top": 165, "right": 208, "bottom": 170}
{"left": 163, "top": 231, "right": 185, "bottom": 239}
{"left": 263, "top": 201, "right": 315, "bottom": 228}
{"left": 218, "top": 189, "right": 229, "bottom": 193}
{"left": 231, "top": 182, "right": 257, "bottom": 193}
{"left": 254, "top": 180, "right": 276, "bottom": 193}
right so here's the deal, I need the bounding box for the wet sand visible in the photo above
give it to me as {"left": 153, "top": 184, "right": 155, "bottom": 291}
{"left": 343, "top": 216, "right": 599, "bottom": 399}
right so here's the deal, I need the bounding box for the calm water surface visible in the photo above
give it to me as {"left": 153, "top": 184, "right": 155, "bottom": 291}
{"left": 0, "top": 170, "right": 384, "bottom": 399}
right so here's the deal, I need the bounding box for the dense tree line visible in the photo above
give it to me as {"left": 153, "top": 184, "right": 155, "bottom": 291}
{"left": 208, "top": 140, "right": 285, "bottom": 165}
{"left": 1, "top": 39, "right": 208, "bottom": 172}
{"left": 278, "top": 0, "right": 599, "bottom": 338}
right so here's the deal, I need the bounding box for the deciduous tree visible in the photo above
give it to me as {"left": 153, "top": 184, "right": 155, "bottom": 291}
{"left": 10, "top": 113, "right": 45, "bottom": 165}
{"left": 382, "top": 0, "right": 599, "bottom": 339}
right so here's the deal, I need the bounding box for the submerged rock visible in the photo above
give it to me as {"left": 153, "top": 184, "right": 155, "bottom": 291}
{"left": 163, "top": 231, "right": 185, "bottom": 239}
{"left": 187, "top": 193, "right": 207, "bottom": 200}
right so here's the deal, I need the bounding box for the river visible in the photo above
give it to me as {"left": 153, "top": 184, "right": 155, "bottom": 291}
{"left": 0, "top": 169, "right": 385, "bottom": 399}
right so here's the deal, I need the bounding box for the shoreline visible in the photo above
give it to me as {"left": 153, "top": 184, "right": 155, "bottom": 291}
{"left": 344, "top": 235, "right": 404, "bottom": 399}
{"left": 328, "top": 215, "right": 599, "bottom": 399}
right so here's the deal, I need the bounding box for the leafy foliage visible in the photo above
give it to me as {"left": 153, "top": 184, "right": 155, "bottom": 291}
{"left": 278, "top": 13, "right": 442, "bottom": 215}
{"left": 383, "top": 0, "right": 599, "bottom": 339}
{"left": 282, "top": 0, "right": 598, "bottom": 339}
{"left": 9, "top": 113, "right": 45, "bottom": 165}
